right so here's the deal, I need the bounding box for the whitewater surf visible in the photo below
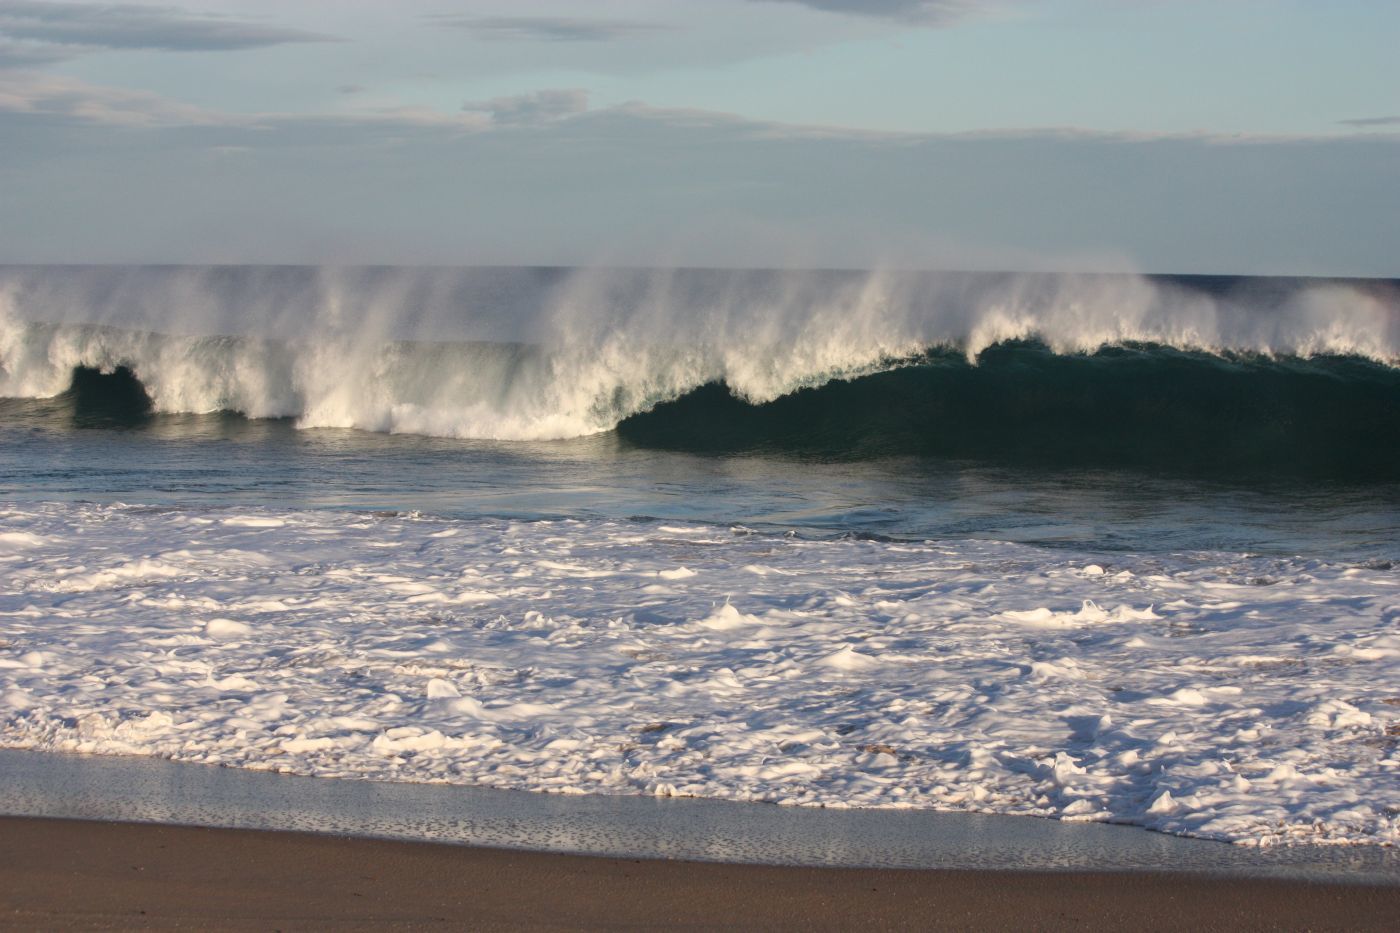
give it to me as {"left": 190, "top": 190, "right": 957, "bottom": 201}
{"left": 2, "top": 265, "right": 1398, "bottom": 847}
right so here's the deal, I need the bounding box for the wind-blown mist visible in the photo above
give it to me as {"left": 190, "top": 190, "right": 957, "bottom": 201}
{"left": 1, "top": 265, "right": 1397, "bottom": 445}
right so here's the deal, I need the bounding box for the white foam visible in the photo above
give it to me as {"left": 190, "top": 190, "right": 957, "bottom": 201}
{"left": 1, "top": 500, "right": 1398, "bottom": 846}
{"left": 0, "top": 531, "right": 44, "bottom": 550}
{"left": 203, "top": 618, "right": 253, "bottom": 640}
{"left": 222, "top": 516, "right": 285, "bottom": 528}
{"left": 817, "top": 645, "right": 882, "bottom": 672}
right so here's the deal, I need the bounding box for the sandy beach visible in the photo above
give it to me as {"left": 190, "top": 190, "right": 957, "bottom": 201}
{"left": 1, "top": 815, "right": 1396, "bottom": 931}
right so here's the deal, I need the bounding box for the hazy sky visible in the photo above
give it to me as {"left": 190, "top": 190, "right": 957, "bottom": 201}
{"left": 1, "top": 0, "right": 1397, "bottom": 274}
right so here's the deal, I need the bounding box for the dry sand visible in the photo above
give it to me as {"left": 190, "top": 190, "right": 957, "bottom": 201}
{"left": 1, "top": 815, "right": 1396, "bottom": 931}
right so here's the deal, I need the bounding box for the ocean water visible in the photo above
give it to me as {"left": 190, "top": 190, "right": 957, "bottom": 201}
{"left": 1, "top": 265, "right": 1398, "bottom": 846}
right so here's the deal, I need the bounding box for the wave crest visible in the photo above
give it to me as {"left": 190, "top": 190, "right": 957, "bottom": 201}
{"left": 1, "top": 265, "right": 1397, "bottom": 442}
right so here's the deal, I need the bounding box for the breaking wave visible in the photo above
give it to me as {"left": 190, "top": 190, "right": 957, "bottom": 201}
{"left": 2, "top": 265, "right": 1398, "bottom": 473}
{"left": 621, "top": 345, "right": 1400, "bottom": 476}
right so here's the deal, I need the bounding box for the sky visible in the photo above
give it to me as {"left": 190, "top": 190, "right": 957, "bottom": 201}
{"left": 0, "top": 0, "right": 1397, "bottom": 274}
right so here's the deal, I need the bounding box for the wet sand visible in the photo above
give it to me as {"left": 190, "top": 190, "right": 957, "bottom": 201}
{"left": 2, "top": 816, "right": 1397, "bottom": 931}
{"left": 8, "top": 748, "right": 1398, "bottom": 883}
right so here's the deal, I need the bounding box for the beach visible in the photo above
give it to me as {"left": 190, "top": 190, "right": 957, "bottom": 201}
{"left": 2, "top": 749, "right": 1398, "bottom": 929}
{"left": 5, "top": 815, "right": 1399, "bottom": 931}
{"left": 3, "top": 265, "right": 1400, "bottom": 926}
{"left": 5, "top": 0, "right": 1400, "bottom": 925}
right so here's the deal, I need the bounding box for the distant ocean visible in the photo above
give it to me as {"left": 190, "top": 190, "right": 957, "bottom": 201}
{"left": 2, "top": 265, "right": 1397, "bottom": 846}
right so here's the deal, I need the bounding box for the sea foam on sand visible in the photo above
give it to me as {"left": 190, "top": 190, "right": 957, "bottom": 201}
{"left": 1, "top": 501, "right": 1397, "bottom": 846}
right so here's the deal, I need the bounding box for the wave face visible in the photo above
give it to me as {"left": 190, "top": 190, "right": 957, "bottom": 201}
{"left": 2, "top": 266, "right": 1398, "bottom": 465}
{"left": 620, "top": 345, "right": 1400, "bottom": 477}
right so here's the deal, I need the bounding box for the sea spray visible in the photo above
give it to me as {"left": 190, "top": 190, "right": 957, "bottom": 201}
{"left": 1, "top": 266, "right": 1396, "bottom": 442}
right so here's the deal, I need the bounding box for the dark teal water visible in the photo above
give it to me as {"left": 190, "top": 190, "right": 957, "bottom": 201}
{"left": 3, "top": 389, "right": 1398, "bottom": 562}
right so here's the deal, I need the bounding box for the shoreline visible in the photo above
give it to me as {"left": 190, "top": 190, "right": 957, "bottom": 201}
{"left": 2, "top": 748, "right": 1398, "bottom": 885}
{"left": 4, "top": 815, "right": 1399, "bottom": 931}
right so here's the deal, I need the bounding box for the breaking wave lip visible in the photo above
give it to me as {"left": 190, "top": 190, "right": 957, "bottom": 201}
{"left": 33, "top": 341, "right": 1400, "bottom": 480}
{"left": 1, "top": 266, "right": 1398, "bottom": 460}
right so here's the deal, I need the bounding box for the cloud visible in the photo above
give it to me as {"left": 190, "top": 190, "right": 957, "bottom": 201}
{"left": 0, "top": 0, "right": 333, "bottom": 52}
{"left": 747, "top": 0, "right": 978, "bottom": 24}
{"left": 6, "top": 93, "right": 1397, "bottom": 274}
{"left": 0, "top": 36, "right": 71, "bottom": 66}
{"left": 463, "top": 88, "right": 590, "bottom": 126}
{"left": 0, "top": 77, "right": 489, "bottom": 132}
{"left": 0, "top": 68, "right": 221, "bottom": 125}
{"left": 433, "top": 15, "right": 666, "bottom": 42}
{"left": 1339, "top": 115, "right": 1400, "bottom": 128}
{"left": 0, "top": 66, "right": 1366, "bottom": 148}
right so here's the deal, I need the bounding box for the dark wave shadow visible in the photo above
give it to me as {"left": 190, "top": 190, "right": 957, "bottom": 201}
{"left": 61, "top": 365, "right": 153, "bottom": 428}
{"left": 616, "top": 343, "right": 1400, "bottom": 481}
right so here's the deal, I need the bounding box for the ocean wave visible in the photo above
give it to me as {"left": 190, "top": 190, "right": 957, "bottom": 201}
{"left": 1, "top": 266, "right": 1397, "bottom": 457}
{"left": 620, "top": 345, "right": 1400, "bottom": 476}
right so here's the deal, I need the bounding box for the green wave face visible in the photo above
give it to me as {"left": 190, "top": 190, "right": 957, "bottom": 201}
{"left": 617, "top": 343, "right": 1400, "bottom": 480}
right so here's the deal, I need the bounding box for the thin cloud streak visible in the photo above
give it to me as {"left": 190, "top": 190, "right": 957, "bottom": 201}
{"left": 0, "top": 36, "right": 71, "bottom": 66}
{"left": 748, "top": 0, "right": 979, "bottom": 25}
{"left": 0, "top": 69, "right": 221, "bottom": 125}
{"left": 462, "top": 88, "right": 590, "bottom": 126}
{"left": 0, "top": 69, "right": 493, "bottom": 130}
{"left": 0, "top": 0, "right": 333, "bottom": 52}
{"left": 1339, "top": 115, "right": 1400, "bottom": 128}
{"left": 432, "top": 15, "right": 667, "bottom": 43}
